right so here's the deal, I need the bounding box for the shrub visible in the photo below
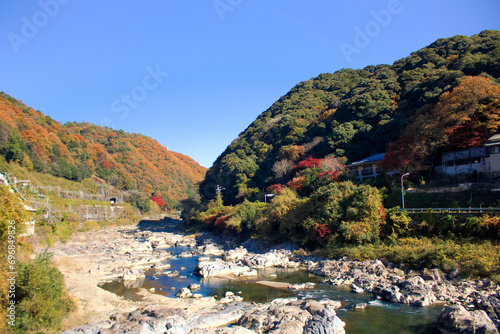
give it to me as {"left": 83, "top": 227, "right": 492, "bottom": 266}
{"left": 463, "top": 215, "right": 500, "bottom": 239}
{"left": 310, "top": 181, "right": 385, "bottom": 244}
{"left": 381, "top": 207, "right": 412, "bottom": 239}
{"left": 14, "top": 252, "right": 74, "bottom": 333}
{"left": 339, "top": 218, "right": 381, "bottom": 244}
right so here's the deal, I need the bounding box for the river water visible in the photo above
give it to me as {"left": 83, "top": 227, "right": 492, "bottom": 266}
{"left": 100, "top": 245, "right": 442, "bottom": 333}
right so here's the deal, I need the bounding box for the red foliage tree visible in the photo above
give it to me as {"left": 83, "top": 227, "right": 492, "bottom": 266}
{"left": 313, "top": 223, "right": 332, "bottom": 239}
{"left": 150, "top": 194, "right": 166, "bottom": 209}
{"left": 317, "top": 170, "right": 340, "bottom": 181}
{"left": 295, "top": 157, "right": 323, "bottom": 170}
{"left": 267, "top": 184, "right": 283, "bottom": 195}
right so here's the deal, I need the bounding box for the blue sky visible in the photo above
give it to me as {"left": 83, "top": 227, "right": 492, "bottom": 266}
{"left": 1, "top": 1, "right": 499, "bottom": 168}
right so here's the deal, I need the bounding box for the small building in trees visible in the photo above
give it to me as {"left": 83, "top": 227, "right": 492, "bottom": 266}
{"left": 347, "top": 153, "right": 387, "bottom": 181}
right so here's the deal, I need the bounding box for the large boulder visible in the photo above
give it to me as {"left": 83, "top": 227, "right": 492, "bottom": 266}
{"left": 122, "top": 268, "right": 145, "bottom": 281}
{"left": 194, "top": 259, "right": 252, "bottom": 278}
{"left": 242, "top": 250, "right": 296, "bottom": 269}
{"left": 399, "top": 276, "right": 437, "bottom": 307}
{"left": 175, "top": 287, "right": 193, "bottom": 299}
{"left": 198, "top": 243, "right": 224, "bottom": 256}
{"left": 303, "top": 308, "right": 346, "bottom": 334}
{"left": 187, "top": 302, "right": 256, "bottom": 329}
{"left": 223, "top": 247, "right": 249, "bottom": 262}
{"left": 438, "top": 304, "right": 498, "bottom": 334}
{"left": 239, "top": 304, "right": 310, "bottom": 333}
{"left": 238, "top": 298, "right": 345, "bottom": 334}
{"left": 475, "top": 292, "right": 500, "bottom": 328}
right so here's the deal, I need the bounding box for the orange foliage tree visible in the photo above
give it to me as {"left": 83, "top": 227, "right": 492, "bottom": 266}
{"left": 382, "top": 76, "right": 500, "bottom": 171}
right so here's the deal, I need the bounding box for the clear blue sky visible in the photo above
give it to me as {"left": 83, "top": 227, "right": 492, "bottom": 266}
{"left": 1, "top": 1, "right": 499, "bottom": 167}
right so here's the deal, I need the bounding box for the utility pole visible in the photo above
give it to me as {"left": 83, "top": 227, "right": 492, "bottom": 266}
{"left": 215, "top": 185, "right": 225, "bottom": 207}
{"left": 46, "top": 197, "right": 51, "bottom": 221}
{"left": 401, "top": 172, "right": 410, "bottom": 209}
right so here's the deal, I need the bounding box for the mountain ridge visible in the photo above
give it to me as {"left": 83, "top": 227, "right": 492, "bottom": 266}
{"left": 0, "top": 92, "right": 206, "bottom": 206}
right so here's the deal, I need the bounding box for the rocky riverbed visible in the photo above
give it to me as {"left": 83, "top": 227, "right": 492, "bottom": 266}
{"left": 52, "top": 219, "right": 500, "bottom": 333}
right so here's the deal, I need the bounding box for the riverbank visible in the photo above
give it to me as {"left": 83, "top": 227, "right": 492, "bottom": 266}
{"left": 50, "top": 224, "right": 220, "bottom": 330}
{"left": 53, "top": 220, "right": 346, "bottom": 333}
{"left": 53, "top": 219, "right": 499, "bottom": 333}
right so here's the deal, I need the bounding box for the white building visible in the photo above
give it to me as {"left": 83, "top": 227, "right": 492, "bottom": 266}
{"left": 438, "top": 147, "right": 485, "bottom": 175}
{"left": 484, "top": 134, "right": 500, "bottom": 174}
{"left": 437, "top": 134, "right": 500, "bottom": 176}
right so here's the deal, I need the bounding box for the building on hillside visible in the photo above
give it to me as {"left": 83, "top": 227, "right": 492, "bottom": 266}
{"left": 436, "top": 134, "right": 500, "bottom": 176}
{"left": 484, "top": 133, "right": 500, "bottom": 174}
{"left": 347, "top": 153, "right": 398, "bottom": 181}
{"left": 437, "top": 147, "right": 486, "bottom": 175}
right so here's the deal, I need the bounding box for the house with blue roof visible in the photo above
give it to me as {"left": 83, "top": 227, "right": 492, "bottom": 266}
{"left": 346, "top": 153, "right": 389, "bottom": 181}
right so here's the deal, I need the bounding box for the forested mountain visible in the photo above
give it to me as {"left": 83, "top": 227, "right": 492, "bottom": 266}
{"left": 201, "top": 30, "right": 500, "bottom": 204}
{"left": 0, "top": 93, "right": 206, "bottom": 206}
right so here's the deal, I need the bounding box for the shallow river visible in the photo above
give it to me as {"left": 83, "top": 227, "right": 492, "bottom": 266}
{"left": 100, "top": 245, "right": 442, "bottom": 333}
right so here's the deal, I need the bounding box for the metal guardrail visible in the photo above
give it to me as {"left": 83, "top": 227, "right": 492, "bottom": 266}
{"left": 401, "top": 207, "right": 500, "bottom": 214}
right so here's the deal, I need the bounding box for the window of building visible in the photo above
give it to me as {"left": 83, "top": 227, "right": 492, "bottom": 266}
{"left": 362, "top": 166, "right": 373, "bottom": 175}
{"left": 489, "top": 145, "right": 500, "bottom": 154}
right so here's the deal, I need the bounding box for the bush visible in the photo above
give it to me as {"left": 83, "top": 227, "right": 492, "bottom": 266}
{"left": 381, "top": 207, "right": 412, "bottom": 239}
{"left": 339, "top": 218, "right": 381, "bottom": 244}
{"left": 310, "top": 181, "right": 385, "bottom": 244}
{"left": 14, "top": 252, "right": 74, "bottom": 333}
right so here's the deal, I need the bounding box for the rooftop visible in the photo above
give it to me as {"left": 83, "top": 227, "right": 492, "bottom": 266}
{"left": 349, "top": 153, "right": 386, "bottom": 166}
{"left": 487, "top": 133, "right": 500, "bottom": 143}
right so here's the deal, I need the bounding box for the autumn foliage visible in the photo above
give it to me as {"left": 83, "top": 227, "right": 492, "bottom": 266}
{"left": 150, "top": 194, "right": 166, "bottom": 209}
{"left": 266, "top": 184, "right": 283, "bottom": 195}
{"left": 382, "top": 76, "right": 500, "bottom": 171}
{"left": 294, "top": 157, "right": 323, "bottom": 170}
{"left": 0, "top": 92, "right": 206, "bottom": 206}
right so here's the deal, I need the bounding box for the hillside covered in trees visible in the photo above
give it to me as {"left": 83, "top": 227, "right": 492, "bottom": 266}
{"left": 187, "top": 31, "right": 500, "bottom": 282}
{"left": 200, "top": 30, "right": 500, "bottom": 204}
{"left": 0, "top": 93, "right": 206, "bottom": 206}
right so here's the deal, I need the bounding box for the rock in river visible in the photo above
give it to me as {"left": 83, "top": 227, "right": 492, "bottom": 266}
{"left": 438, "top": 304, "right": 498, "bottom": 334}
{"left": 194, "top": 259, "right": 252, "bottom": 278}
